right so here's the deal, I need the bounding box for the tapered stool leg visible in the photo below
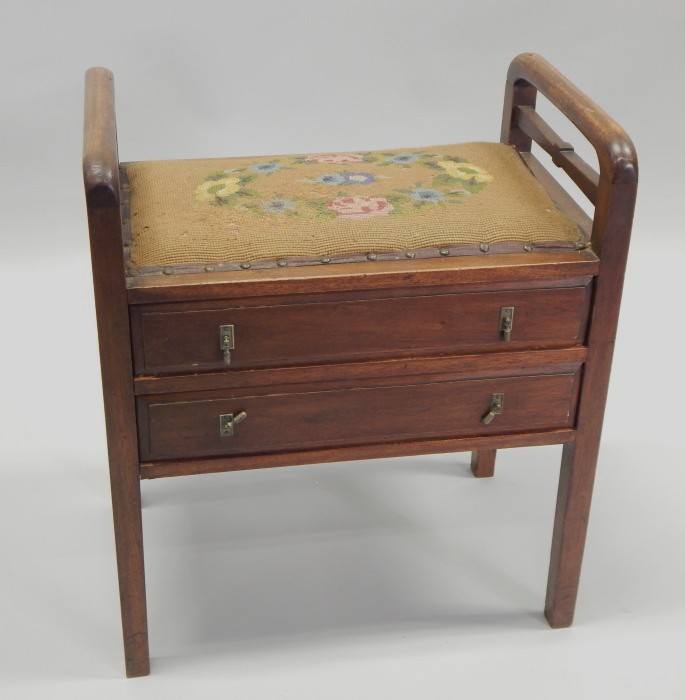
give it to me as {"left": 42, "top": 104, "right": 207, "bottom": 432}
{"left": 110, "top": 471, "right": 150, "bottom": 677}
{"left": 544, "top": 441, "right": 598, "bottom": 627}
{"left": 471, "top": 450, "right": 497, "bottom": 478}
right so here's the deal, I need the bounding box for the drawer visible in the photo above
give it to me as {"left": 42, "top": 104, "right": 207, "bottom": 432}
{"left": 132, "top": 285, "right": 591, "bottom": 375}
{"left": 138, "top": 372, "right": 579, "bottom": 461}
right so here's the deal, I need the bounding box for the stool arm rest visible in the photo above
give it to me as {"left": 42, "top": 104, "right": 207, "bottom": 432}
{"left": 502, "top": 53, "right": 637, "bottom": 190}
{"left": 83, "top": 67, "right": 120, "bottom": 209}
{"left": 502, "top": 53, "right": 637, "bottom": 261}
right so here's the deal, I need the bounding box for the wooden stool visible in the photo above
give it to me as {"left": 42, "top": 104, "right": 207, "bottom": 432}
{"left": 83, "top": 53, "right": 637, "bottom": 676}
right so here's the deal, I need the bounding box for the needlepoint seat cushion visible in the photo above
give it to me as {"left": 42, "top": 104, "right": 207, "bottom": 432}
{"left": 123, "top": 142, "right": 584, "bottom": 272}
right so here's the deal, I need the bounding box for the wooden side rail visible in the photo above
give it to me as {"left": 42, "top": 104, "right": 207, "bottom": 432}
{"left": 516, "top": 105, "right": 599, "bottom": 205}
{"left": 83, "top": 67, "right": 120, "bottom": 209}
{"left": 83, "top": 69, "right": 149, "bottom": 677}
{"left": 502, "top": 54, "right": 638, "bottom": 629}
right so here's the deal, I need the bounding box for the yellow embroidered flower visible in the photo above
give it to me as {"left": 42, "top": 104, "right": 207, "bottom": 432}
{"left": 195, "top": 177, "right": 242, "bottom": 202}
{"left": 437, "top": 160, "right": 493, "bottom": 183}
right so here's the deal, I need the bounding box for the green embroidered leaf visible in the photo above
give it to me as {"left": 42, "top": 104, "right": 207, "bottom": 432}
{"left": 385, "top": 194, "right": 406, "bottom": 204}
{"left": 206, "top": 171, "right": 228, "bottom": 181}
{"left": 432, "top": 173, "right": 461, "bottom": 186}
{"left": 423, "top": 162, "right": 442, "bottom": 170}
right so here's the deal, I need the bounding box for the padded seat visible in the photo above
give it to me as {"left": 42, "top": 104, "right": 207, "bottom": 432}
{"left": 123, "top": 142, "right": 584, "bottom": 272}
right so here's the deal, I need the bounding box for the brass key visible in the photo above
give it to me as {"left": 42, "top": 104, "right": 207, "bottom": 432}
{"left": 481, "top": 393, "right": 504, "bottom": 425}
{"left": 219, "top": 411, "right": 247, "bottom": 436}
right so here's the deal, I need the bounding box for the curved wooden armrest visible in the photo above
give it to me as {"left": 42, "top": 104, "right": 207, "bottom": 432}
{"left": 83, "top": 67, "right": 120, "bottom": 209}
{"left": 502, "top": 53, "right": 637, "bottom": 261}
{"left": 503, "top": 53, "right": 637, "bottom": 189}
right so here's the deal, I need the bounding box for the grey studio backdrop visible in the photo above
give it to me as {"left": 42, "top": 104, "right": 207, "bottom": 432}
{"left": 1, "top": 1, "right": 683, "bottom": 698}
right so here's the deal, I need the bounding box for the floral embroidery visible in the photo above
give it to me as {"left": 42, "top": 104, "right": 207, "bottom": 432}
{"left": 314, "top": 173, "right": 348, "bottom": 185}
{"left": 249, "top": 161, "right": 283, "bottom": 175}
{"left": 304, "top": 153, "right": 366, "bottom": 164}
{"left": 195, "top": 177, "right": 241, "bottom": 203}
{"left": 342, "top": 172, "right": 376, "bottom": 184}
{"left": 194, "top": 149, "right": 493, "bottom": 219}
{"left": 313, "top": 172, "right": 377, "bottom": 186}
{"left": 328, "top": 196, "right": 393, "bottom": 220}
{"left": 261, "top": 198, "right": 296, "bottom": 214}
{"left": 437, "top": 160, "right": 493, "bottom": 183}
{"left": 195, "top": 172, "right": 256, "bottom": 205}
{"left": 383, "top": 153, "right": 420, "bottom": 165}
{"left": 410, "top": 187, "right": 444, "bottom": 203}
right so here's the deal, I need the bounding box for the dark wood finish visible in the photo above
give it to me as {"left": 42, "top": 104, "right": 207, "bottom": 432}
{"left": 516, "top": 106, "right": 599, "bottom": 204}
{"left": 139, "top": 372, "right": 579, "bottom": 461}
{"left": 84, "top": 55, "right": 637, "bottom": 673}
{"left": 471, "top": 450, "right": 497, "bottom": 478}
{"left": 126, "top": 251, "right": 599, "bottom": 305}
{"left": 83, "top": 70, "right": 120, "bottom": 210}
{"left": 131, "top": 274, "right": 595, "bottom": 313}
{"left": 133, "top": 285, "right": 592, "bottom": 375}
{"left": 134, "top": 346, "right": 586, "bottom": 396}
{"left": 133, "top": 351, "right": 585, "bottom": 406}
{"left": 500, "top": 70, "right": 536, "bottom": 152}
{"left": 141, "top": 429, "right": 577, "bottom": 480}
{"left": 83, "top": 68, "right": 149, "bottom": 678}
{"left": 502, "top": 53, "right": 637, "bottom": 628}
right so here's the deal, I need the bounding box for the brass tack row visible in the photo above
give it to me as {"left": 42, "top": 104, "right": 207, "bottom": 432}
{"left": 125, "top": 238, "right": 588, "bottom": 277}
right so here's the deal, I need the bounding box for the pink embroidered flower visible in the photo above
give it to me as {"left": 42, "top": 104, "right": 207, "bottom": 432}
{"left": 305, "top": 152, "right": 365, "bottom": 164}
{"left": 328, "top": 196, "right": 393, "bottom": 220}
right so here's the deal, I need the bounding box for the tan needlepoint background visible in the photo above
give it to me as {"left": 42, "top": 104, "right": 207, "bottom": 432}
{"left": 124, "top": 142, "right": 581, "bottom": 267}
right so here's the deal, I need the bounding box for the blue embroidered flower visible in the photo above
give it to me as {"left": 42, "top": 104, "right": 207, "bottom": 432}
{"left": 261, "top": 198, "right": 295, "bottom": 214}
{"left": 341, "top": 172, "right": 376, "bottom": 184}
{"left": 410, "top": 187, "right": 444, "bottom": 202}
{"left": 315, "top": 173, "right": 348, "bottom": 185}
{"left": 250, "top": 161, "right": 282, "bottom": 174}
{"left": 386, "top": 153, "right": 420, "bottom": 164}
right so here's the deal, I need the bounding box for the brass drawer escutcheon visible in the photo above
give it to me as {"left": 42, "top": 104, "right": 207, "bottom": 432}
{"left": 499, "top": 306, "right": 514, "bottom": 342}
{"left": 219, "top": 324, "right": 235, "bottom": 365}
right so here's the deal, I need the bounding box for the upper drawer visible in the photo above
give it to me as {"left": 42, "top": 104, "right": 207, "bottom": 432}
{"left": 132, "top": 285, "right": 591, "bottom": 375}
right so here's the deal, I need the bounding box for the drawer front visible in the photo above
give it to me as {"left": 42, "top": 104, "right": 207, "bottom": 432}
{"left": 133, "top": 285, "right": 591, "bottom": 375}
{"left": 139, "top": 372, "right": 579, "bottom": 461}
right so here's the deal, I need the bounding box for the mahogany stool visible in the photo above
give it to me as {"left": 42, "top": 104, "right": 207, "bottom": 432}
{"left": 83, "top": 53, "right": 637, "bottom": 676}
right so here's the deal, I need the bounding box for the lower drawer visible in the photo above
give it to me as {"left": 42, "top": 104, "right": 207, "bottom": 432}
{"left": 138, "top": 372, "right": 579, "bottom": 461}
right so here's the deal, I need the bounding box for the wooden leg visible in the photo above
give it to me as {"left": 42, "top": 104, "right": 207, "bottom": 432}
{"left": 544, "top": 440, "right": 598, "bottom": 627}
{"left": 110, "top": 469, "right": 150, "bottom": 677}
{"left": 471, "top": 449, "right": 497, "bottom": 478}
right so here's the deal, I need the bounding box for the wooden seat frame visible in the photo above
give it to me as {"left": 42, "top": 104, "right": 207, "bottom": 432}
{"left": 83, "top": 54, "right": 637, "bottom": 677}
